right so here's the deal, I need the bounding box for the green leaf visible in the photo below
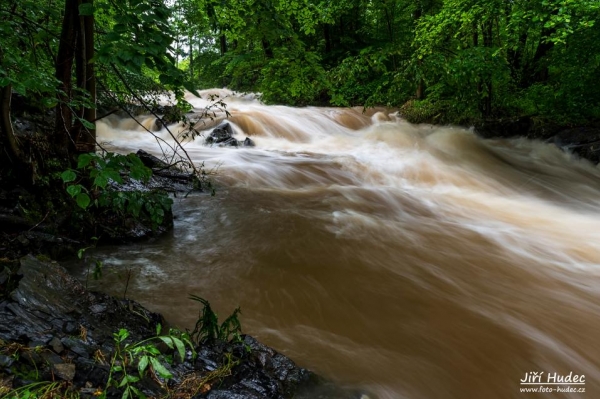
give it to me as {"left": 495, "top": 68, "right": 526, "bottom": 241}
{"left": 172, "top": 337, "right": 186, "bottom": 362}
{"left": 158, "top": 336, "right": 174, "bottom": 349}
{"left": 61, "top": 170, "right": 77, "bottom": 183}
{"left": 117, "top": 329, "right": 129, "bottom": 341}
{"left": 146, "top": 346, "right": 161, "bottom": 356}
{"left": 156, "top": 323, "right": 162, "bottom": 336}
{"left": 76, "top": 193, "right": 91, "bottom": 209}
{"left": 81, "top": 118, "right": 95, "bottom": 130}
{"left": 94, "top": 175, "right": 109, "bottom": 189}
{"left": 138, "top": 355, "right": 149, "bottom": 376}
{"left": 67, "top": 184, "right": 82, "bottom": 197}
{"left": 79, "top": 3, "right": 94, "bottom": 16}
{"left": 105, "top": 169, "right": 123, "bottom": 184}
{"left": 130, "top": 386, "right": 146, "bottom": 399}
{"left": 77, "top": 153, "right": 94, "bottom": 169}
{"left": 150, "top": 357, "right": 172, "bottom": 379}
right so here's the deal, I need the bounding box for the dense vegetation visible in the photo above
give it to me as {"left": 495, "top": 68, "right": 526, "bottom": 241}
{"left": 0, "top": 0, "right": 200, "bottom": 243}
{"left": 0, "top": 0, "right": 599, "bottom": 240}
{"left": 174, "top": 0, "right": 600, "bottom": 125}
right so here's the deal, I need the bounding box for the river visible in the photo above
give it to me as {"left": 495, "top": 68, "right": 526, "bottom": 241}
{"left": 70, "top": 89, "right": 600, "bottom": 398}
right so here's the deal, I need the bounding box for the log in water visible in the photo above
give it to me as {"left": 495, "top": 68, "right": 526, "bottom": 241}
{"left": 77, "top": 89, "right": 600, "bottom": 398}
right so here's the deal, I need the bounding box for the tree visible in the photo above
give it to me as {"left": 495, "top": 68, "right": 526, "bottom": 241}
{"left": 0, "top": 0, "right": 193, "bottom": 178}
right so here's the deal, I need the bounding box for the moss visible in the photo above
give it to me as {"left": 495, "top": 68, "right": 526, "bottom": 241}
{"left": 35, "top": 254, "right": 52, "bottom": 263}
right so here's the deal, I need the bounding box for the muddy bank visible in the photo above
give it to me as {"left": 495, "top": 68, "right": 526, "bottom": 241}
{"left": 0, "top": 256, "right": 365, "bottom": 398}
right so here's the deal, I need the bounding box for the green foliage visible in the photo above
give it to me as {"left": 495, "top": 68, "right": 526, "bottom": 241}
{"left": 0, "top": 1, "right": 61, "bottom": 105}
{"left": 328, "top": 45, "right": 408, "bottom": 107}
{"left": 61, "top": 152, "right": 172, "bottom": 229}
{"left": 259, "top": 49, "right": 330, "bottom": 105}
{"left": 410, "top": 0, "right": 600, "bottom": 123}
{"left": 95, "top": 0, "right": 194, "bottom": 95}
{"left": 400, "top": 99, "right": 440, "bottom": 124}
{"left": 1, "top": 381, "right": 77, "bottom": 399}
{"left": 169, "top": 0, "right": 600, "bottom": 126}
{"left": 100, "top": 325, "right": 195, "bottom": 399}
{"left": 189, "top": 295, "right": 242, "bottom": 344}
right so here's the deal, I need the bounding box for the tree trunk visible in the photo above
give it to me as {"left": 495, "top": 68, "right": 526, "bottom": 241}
{"left": 54, "top": 0, "right": 78, "bottom": 158}
{"left": 219, "top": 33, "right": 228, "bottom": 56}
{"left": 189, "top": 32, "right": 194, "bottom": 80}
{"left": 0, "top": 85, "right": 24, "bottom": 165}
{"left": 79, "top": 0, "right": 96, "bottom": 153}
{"left": 323, "top": 24, "right": 331, "bottom": 53}
{"left": 262, "top": 39, "right": 273, "bottom": 59}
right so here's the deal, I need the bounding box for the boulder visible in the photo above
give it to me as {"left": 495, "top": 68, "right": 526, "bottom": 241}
{"left": 53, "top": 363, "right": 76, "bottom": 381}
{"left": 205, "top": 123, "right": 257, "bottom": 148}
{"left": 136, "top": 149, "right": 169, "bottom": 169}
{"left": 206, "top": 123, "right": 235, "bottom": 144}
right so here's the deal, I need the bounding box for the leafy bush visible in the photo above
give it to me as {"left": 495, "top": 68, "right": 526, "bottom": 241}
{"left": 60, "top": 152, "right": 173, "bottom": 230}
{"left": 101, "top": 325, "right": 195, "bottom": 399}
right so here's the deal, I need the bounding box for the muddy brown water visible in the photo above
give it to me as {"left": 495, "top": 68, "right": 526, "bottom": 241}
{"left": 68, "top": 89, "right": 600, "bottom": 398}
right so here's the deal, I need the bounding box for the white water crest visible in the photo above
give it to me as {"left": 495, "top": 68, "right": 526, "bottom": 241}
{"left": 86, "top": 89, "right": 600, "bottom": 398}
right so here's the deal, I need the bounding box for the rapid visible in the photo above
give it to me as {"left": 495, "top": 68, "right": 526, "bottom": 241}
{"left": 74, "top": 89, "right": 600, "bottom": 398}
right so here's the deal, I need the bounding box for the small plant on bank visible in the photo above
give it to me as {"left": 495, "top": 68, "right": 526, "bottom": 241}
{"left": 0, "top": 381, "right": 77, "bottom": 399}
{"left": 76, "top": 237, "right": 104, "bottom": 289}
{"left": 189, "top": 295, "right": 242, "bottom": 344}
{"left": 100, "top": 324, "right": 195, "bottom": 399}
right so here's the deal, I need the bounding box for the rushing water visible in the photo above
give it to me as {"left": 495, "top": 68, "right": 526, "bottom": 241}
{"left": 71, "top": 89, "right": 600, "bottom": 398}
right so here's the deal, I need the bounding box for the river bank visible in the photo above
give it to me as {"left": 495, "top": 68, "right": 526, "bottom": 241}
{"left": 0, "top": 255, "right": 364, "bottom": 398}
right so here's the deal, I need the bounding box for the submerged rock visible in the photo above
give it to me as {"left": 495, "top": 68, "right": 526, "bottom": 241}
{"left": 205, "top": 123, "right": 257, "bottom": 148}
{"left": 550, "top": 126, "right": 600, "bottom": 164}
{"left": 206, "top": 122, "right": 235, "bottom": 145}
{"left": 0, "top": 256, "right": 367, "bottom": 399}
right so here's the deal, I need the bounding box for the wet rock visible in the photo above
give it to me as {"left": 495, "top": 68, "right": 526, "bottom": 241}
{"left": 550, "top": 126, "right": 600, "bottom": 164}
{"left": 206, "top": 123, "right": 234, "bottom": 144}
{"left": 16, "top": 235, "right": 30, "bottom": 247}
{"left": 0, "top": 267, "right": 9, "bottom": 286}
{"left": 49, "top": 337, "right": 64, "bottom": 354}
{"left": 28, "top": 340, "right": 48, "bottom": 349}
{"left": 64, "top": 321, "right": 78, "bottom": 335}
{"left": 53, "top": 363, "right": 76, "bottom": 381}
{"left": 89, "top": 304, "right": 107, "bottom": 314}
{"left": 41, "top": 351, "right": 64, "bottom": 366}
{"left": 203, "top": 122, "right": 258, "bottom": 149}
{"left": 0, "top": 354, "right": 14, "bottom": 368}
{"left": 136, "top": 149, "right": 169, "bottom": 169}
{"left": 220, "top": 137, "right": 239, "bottom": 147}
{"left": 61, "top": 337, "right": 92, "bottom": 359}
{"left": 475, "top": 116, "right": 532, "bottom": 139}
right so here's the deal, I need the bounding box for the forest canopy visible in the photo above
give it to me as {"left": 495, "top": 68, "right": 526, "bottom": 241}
{"left": 1, "top": 0, "right": 599, "bottom": 165}
{"left": 175, "top": 0, "right": 600, "bottom": 125}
